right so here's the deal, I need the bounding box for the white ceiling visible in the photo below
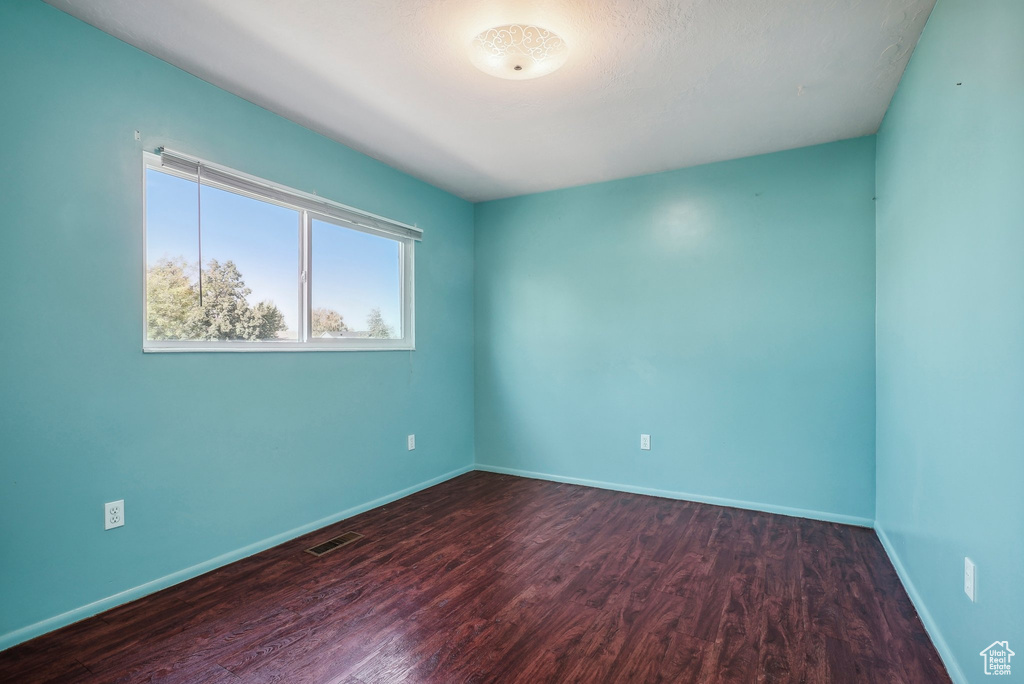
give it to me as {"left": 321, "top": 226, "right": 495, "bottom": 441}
{"left": 46, "top": 0, "right": 935, "bottom": 202}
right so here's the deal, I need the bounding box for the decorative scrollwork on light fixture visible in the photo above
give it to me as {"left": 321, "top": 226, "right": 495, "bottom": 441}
{"left": 470, "top": 24, "right": 569, "bottom": 80}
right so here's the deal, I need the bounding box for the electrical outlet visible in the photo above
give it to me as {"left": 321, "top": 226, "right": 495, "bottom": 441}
{"left": 640, "top": 434, "right": 651, "bottom": 450}
{"left": 964, "top": 557, "right": 976, "bottom": 602}
{"left": 407, "top": 434, "right": 416, "bottom": 451}
{"left": 105, "top": 500, "right": 124, "bottom": 530}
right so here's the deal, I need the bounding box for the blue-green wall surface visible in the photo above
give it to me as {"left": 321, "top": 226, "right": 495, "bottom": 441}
{"left": 0, "top": 0, "right": 474, "bottom": 647}
{"left": 874, "top": 0, "right": 1024, "bottom": 682}
{"left": 474, "top": 138, "right": 877, "bottom": 524}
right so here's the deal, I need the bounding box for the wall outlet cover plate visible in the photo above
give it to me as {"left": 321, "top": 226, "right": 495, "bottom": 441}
{"left": 964, "top": 557, "right": 976, "bottom": 601}
{"left": 105, "top": 500, "right": 124, "bottom": 530}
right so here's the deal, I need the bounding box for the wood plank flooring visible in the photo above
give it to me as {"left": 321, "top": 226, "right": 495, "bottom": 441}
{"left": 0, "top": 472, "right": 951, "bottom": 683}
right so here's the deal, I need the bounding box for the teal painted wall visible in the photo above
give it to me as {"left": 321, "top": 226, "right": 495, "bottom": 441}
{"left": 875, "top": 0, "right": 1024, "bottom": 681}
{"left": 0, "top": 1, "right": 474, "bottom": 647}
{"left": 475, "top": 138, "right": 877, "bottom": 523}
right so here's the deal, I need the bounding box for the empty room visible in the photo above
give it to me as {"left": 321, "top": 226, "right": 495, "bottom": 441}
{"left": 1, "top": 0, "right": 1021, "bottom": 682}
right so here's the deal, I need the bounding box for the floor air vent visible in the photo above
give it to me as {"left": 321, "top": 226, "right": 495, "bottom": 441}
{"left": 306, "top": 531, "right": 363, "bottom": 557}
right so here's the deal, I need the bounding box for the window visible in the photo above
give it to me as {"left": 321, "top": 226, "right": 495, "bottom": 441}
{"left": 143, "top": 150, "right": 418, "bottom": 351}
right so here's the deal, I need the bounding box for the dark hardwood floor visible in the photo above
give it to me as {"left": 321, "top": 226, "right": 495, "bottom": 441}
{"left": 0, "top": 472, "right": 950, "bottom": 683}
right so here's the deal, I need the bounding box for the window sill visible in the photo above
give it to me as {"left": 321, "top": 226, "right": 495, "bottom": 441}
{"left": 143, "top": 343, "right": 415, "bottom": 353}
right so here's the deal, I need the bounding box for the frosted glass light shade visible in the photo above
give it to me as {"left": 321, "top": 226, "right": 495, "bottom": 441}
{"left": 470, "top": 24, "right": 568, "bottom": 80}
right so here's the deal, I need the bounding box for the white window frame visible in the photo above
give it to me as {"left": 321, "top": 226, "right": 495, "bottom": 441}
{"left": 142, "top": 151, "right": 416, "bottom": 352}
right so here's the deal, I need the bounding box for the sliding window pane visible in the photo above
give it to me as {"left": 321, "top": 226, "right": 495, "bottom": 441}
{"left": 145, "top": 168, "right": 300, "bottom": 341}
{"left": 311, "top": 219, "right": 402, "bottom": 340}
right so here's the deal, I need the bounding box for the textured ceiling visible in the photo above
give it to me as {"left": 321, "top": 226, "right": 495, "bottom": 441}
{"left": 45, "top": 0, "right": 935, "bottom": 201}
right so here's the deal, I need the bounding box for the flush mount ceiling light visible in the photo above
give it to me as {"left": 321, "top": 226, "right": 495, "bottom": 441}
{"left": 470, "top": 24, "right": 568, "bottom": 80}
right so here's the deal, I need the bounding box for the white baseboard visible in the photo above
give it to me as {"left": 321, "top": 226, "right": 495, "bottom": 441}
{"left": 874, "top": 524, "right": 967, "bottom": 684}
{"left": 0, "top": 464, "right": 474, "bottom": 652}
{"left": 474, "top": 464, "right": 875, "bottom": 527}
